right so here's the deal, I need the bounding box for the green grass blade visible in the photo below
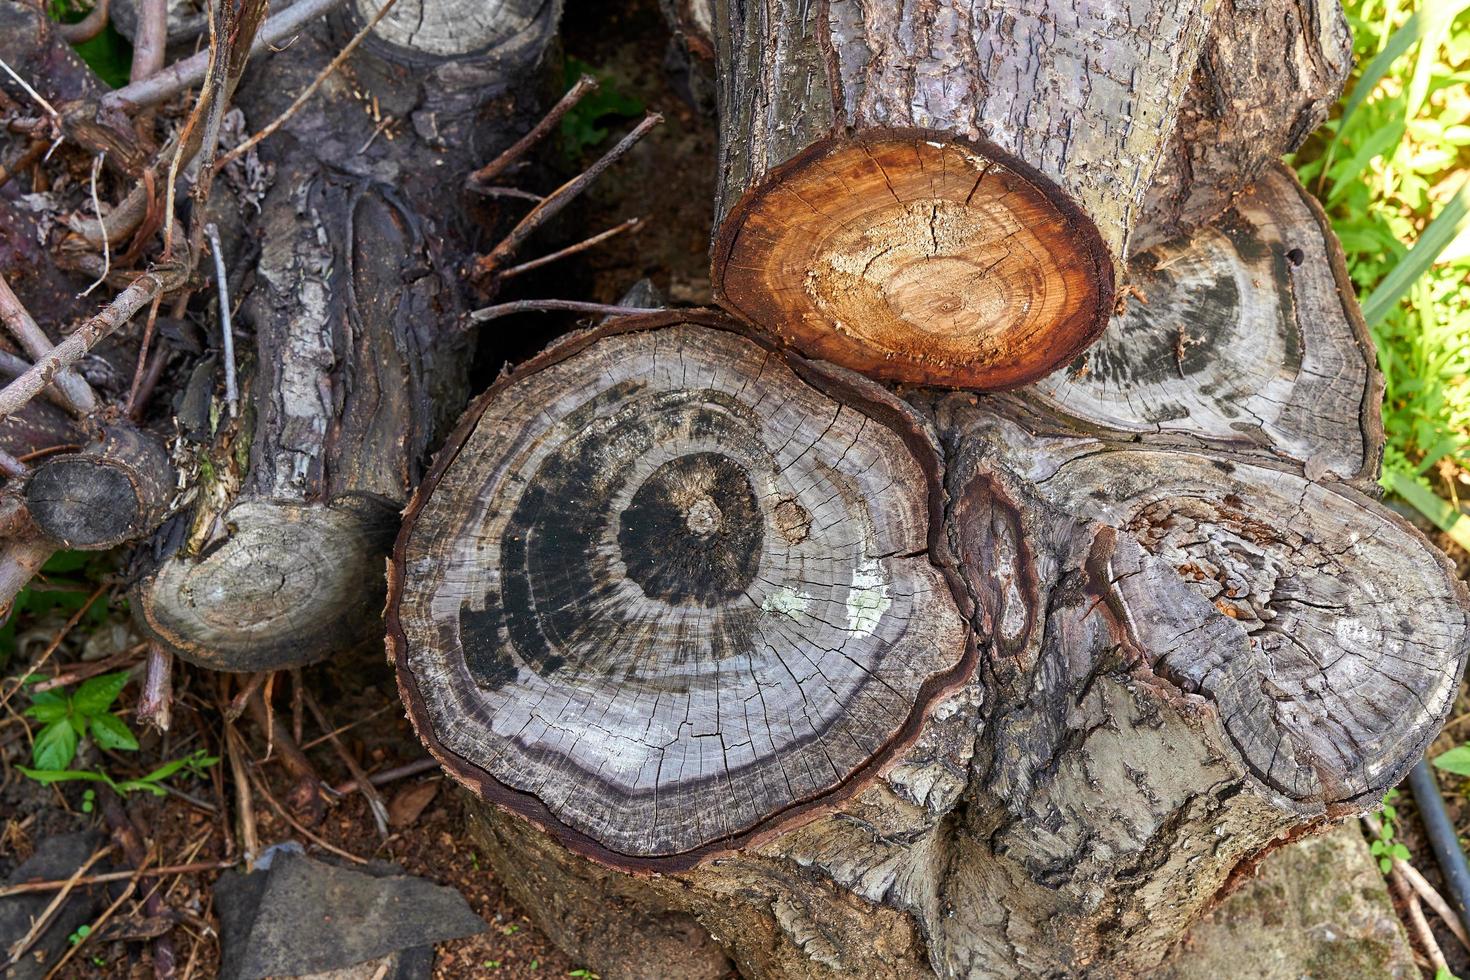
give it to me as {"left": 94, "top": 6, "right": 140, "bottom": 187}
{"left": 1338, "top": 0, "right": 1470, "bottom": 136}
{"left": 1361, "top": 177, "right": 1470, "bottom": 326}
{"left": 1387, "top": 469, "right": 1470, "bottom": 552}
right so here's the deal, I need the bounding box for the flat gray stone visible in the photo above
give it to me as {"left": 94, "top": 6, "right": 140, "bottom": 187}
{"left": 1157, "top": 822, "right": 1418, "bottom": 979}
{"left": 215, "top": 851, "right": 484, "bottom": 980}
{"left": 0, "top": 832, "right": 108, "bottom": 980}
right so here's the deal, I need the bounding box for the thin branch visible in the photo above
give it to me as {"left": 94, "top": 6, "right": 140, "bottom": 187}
{"left": 31, "top": 643, "right": 145, "bottom": 693}
{"left": 81, "top": 153, "right": 111, "bottom": 297}
{"left": 130, "top": 0, "right": 169, "bottom": 86}
{"left": 474, "top": 113, "right": 663, "bottom": 279}
{"left": 467, "top": 74, "right": 599, "bottom": 186}
{"left": 498, "top": 217, "right": 642, "bottom": 280}
{"left": 0, "top": 55, "right": 60, "bottom": 119}
{"left": 467, "top": 186, "right": 545, "bottom": 203}
{"left": 331, "top": 756, "right": 440, "bottom": 796}
{"left": 0, "top": 273, "right": 98, "bottom": 416}
{"left": 218, "top": 0, "right": 401, "bottom": 167}
{"left": 125, "top": 293, "right": 163, "bottom": 416}
{"left": 0, "top": 265, "right": 184, "bottom": 424}
{"left": 302, "top": 689, "right": 390, "bottom": 839}
{"left": 203, "top": 224, "right": 237, "bottom": 416}
{"left": 0, "top": 860, "right": 234, "bottom": 899}
{"left": 470, "top": 299, "right": 665, "bottom": 324}
{"left": 102, "top": 0, "right": 348, "bottom": 112}
{"left": 57, "top": 0, "right": 112, "bottom": 44}
{"left": 0, "top": 450, "right": 28, "bottom": 479}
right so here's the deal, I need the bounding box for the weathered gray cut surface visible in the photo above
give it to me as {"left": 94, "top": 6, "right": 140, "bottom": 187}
{"left": 423, "top": 318, "right": 1467, "bottom": 977}
{"left": 710, "top": 0, "right": 1216, "bottom": 389}
{"left": 1033, "top": 165, "right": 1383, "bottom": 487}
{"left": 131, "top": 0, "right": 562, "bottom": 671}
{"left": 1133, "top": 0, "right": 1353, "bottom": 252}
{"left": 943, "top": 399, "right": 1467, "bottom": 815}
{"left": 24, "top": 424, "right": 174, "bottom": 550}
{"left": 392, "top": 313, "right": 971, "bottom": 861}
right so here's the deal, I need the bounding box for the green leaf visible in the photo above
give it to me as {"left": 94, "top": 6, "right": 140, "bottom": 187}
{"left": 17, "top": 767, "right": 112, "bottom": 786}
{"left": 1434, "top": 744, "right": 1470, "bottom": 776}
{"left": 24, "top": 690, "right": 69, "bottom": 724}
{"left": 32, "top": 719, "right": 79, "bottom": 770}
{"left": 89, "top": 712, "right": 138, "bottom": 752}
{"left": 1386, "top": 469, "right": 1470, "bottom": 552}
{"left": 1362, "top": 177, "right": 1470, "bottom": 326}
{"left": 1337, "top": 0, "right": 1470, "bottom": 139}
{"left": 73, "top": 670, "right": 132, "bottom": 717}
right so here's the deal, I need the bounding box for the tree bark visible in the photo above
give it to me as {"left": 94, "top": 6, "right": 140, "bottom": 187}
{"left": 1132, "top": 0, "right": 1353, "bottom": 252}
{"left": 129, "top": 0, "right": 562, "bottom": 672}
{"left": 394, "top": 266, "right": 1467, "bottom": 975}
{"left": 709, "top": 0, "right": 1216, "bottom": 389}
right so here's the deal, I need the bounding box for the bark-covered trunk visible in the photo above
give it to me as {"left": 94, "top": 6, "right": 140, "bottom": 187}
{"left": 388, "top": 182, "right": 1468, "bottom": 976}
{"left": 129, "top": 0, "right": 563, "bottom": 672}
{"left": 709, "top": 0, "right": 1216, "bottom": 389}
{"left": 1131, "top": 0, "right": 1353, "bottom": 252}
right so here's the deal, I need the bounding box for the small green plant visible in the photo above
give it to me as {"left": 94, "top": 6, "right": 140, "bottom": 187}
{"left": 1371, "top": 789, "right": 1413, "bottom": 873}
{"left": 67, "top": 924, "right": 91, "bottom": 947}
{"left": 20, "top": 748, "right": 219, "bottom": 797}
{"left": 19, "top": 668, "right": 218, "bottom": 794}
{"left": 1433, "top": 742, "right": 1470, "bottom": 776}
{"left": 23, "top": 670, "right": 138, "bottom": 771}
{"left": 560, "top": 58, "right": 645, "bottom": 159}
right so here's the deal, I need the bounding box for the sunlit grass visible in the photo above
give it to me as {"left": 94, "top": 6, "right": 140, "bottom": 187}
{"left": 1293, "top": 0, "right": 1470, "bottom": 546}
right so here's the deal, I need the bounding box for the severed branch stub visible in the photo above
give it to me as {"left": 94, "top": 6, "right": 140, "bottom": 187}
{"left": 23, "top": 423, "right": 174, "bottom": 550}
{"left": 389, "top": 310, "right": 973, "bottom": 864}
{"left": 1032, "top": 165, "right": 1384, "bottom": 488}
{"left": 710, "top": 0, "right": 1215, "bottom": 389}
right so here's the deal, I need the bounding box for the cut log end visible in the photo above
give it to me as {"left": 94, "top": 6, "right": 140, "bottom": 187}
{"left": 389, "top": 312, "right": 972, "bottom": 865}
{"left": 23, "top": 425, "right": 174, "bottom": 551}
{"left": 133, "top": 497, "right": 398, "bottom": 672}
{"left": 713, "top": 132, "right": 1113, "bottom": 390}
{"left": 348, "top": 0, "right": 552, "bottom": 61}
{"left": 1033, "top": 166, "right": 1382, "bottom": 484}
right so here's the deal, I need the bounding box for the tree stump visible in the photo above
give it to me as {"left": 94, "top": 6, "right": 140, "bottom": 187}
{"left": 391, "top": 194, "right": 1469, "bottom": 975}
{"left": 709, "top": 0, "right": 1217, "bottom": 389}
{"left": 129, "top": 0, "right": 563, "bottom": 672}
{"left": 391, "top": 312, "right": 973, "bottom": 860}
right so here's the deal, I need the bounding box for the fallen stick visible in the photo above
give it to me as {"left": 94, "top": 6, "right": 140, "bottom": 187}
{"left": 101, "top": 0, "right": 347, "bottom": 112}
{"left": 0, "top": 859, "right": 235, "bottom": 900}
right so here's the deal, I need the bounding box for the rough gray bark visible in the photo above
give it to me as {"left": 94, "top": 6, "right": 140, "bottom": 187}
{"left": 130, "top": 0, "right": 562, "bottom": 672}
{"left": 1133, "top": 0, "right": 1353, "bottom": 252}
{"left": 399, "top": 295, "right": 1466, "bottom": 975}
{"left": 24, "top": 423, "right": 174, "bottom": 550}
{"left": 1032, "top": 165, "right": 1383, "bottom": 488}
{"left": 710, "top": 0, "right": 1216, "bottom": 389}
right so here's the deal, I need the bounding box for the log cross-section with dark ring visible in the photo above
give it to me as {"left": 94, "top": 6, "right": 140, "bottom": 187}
{"left": 389, "top": 313, "right": 971, "bottom": 863}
